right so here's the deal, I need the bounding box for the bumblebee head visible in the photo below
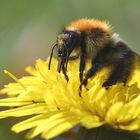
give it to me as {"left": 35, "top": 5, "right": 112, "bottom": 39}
{"left": 48, "top": 19, "right": 112, "bottom": 74}
{"left": 56, "top": 31, "right": 81, "bottom": 72}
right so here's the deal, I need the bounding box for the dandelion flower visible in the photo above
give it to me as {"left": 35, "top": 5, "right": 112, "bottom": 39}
{"left": 0, "top": 58, "right": 140, "bottom": 140}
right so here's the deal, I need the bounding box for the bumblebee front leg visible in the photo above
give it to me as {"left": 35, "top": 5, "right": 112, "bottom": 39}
{"left": 62, "top": 65, "right": 69, "bottom": 82}
{"left": 79, "top": 55, "right": 86, "bottom": 82}
{"left": 78, "top": 55, "right": 86, "bottom": 94}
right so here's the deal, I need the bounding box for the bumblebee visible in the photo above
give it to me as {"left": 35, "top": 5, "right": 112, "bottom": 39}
{"left": 48, "top": 18, "right": 140, "bottom": 89}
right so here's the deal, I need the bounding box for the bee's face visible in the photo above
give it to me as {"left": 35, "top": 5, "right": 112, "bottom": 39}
{"left": 57, "top": 33, "right": 69, "bottom": 58}
{"left": 57, "top": 31, "right": 80, "bottom": 72}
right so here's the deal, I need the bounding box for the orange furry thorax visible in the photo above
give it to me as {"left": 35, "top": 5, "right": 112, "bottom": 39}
{"left": 65, "top": 18, "right": 112, "bottom": 34}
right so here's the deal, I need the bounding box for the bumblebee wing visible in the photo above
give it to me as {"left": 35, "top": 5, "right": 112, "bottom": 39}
{"left": 133, "top": 54, "right": 140, "bottom": 69}
{"left": 128, "top": 54, "right": 140, "bottom": 86}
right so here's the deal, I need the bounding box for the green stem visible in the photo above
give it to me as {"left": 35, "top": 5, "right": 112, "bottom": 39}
{"left": 77, "top": 126, "right": 140, "bottom": 140}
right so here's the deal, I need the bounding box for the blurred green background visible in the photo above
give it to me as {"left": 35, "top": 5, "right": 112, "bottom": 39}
{"left": 0, "top": 0, "right": 140, "bottom": 139}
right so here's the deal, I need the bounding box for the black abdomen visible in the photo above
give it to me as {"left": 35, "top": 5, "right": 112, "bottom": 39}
{"left": 90, "top": 40, "right": 136, "bottom": 87}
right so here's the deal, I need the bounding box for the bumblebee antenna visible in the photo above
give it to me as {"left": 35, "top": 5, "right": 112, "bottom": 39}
{"left": 48, "top": 44, "right": 57, "bottom": 70}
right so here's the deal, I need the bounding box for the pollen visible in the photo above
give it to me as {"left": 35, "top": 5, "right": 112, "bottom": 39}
{"left": 65, "top": 18, "right": 112, "bottom": 34}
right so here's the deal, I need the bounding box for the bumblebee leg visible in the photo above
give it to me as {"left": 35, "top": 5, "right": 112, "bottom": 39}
{"left": 62, "top": 65, "right": 69, "bottom": 82}
{"left": 102, "top": 63, "right": 123, "bottom": 87}
{"left": 79, "top": 55, "right": 86, "bottom": 96}
{"left": 79, "top": 55, "right": 86, "bottom": 83}
{"left": 82, "top": 63, "right": 103, "bottom": 86}
{"left": 103, "top": 61, "right": 132, "bottom": 88}
{"left": 79, "top": 63, "right": 102, "bottom": 96}
{"left": 79, "top": 35, "right": 86, "bottom": 95}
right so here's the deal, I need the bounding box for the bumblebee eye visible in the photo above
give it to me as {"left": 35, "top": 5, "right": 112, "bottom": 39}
{"left": 65, "top": 33, "right": 74, "bottom": 47}
{"left": 58, "top": 31, "right": 80, "bottom": 49}
{"left": 65, "top": 40, "right": 69, "bottom": 46}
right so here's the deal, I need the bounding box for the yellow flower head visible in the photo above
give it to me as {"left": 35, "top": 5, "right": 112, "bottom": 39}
{"left": 0, "top": 58, "right": 140, "bottom": 139}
